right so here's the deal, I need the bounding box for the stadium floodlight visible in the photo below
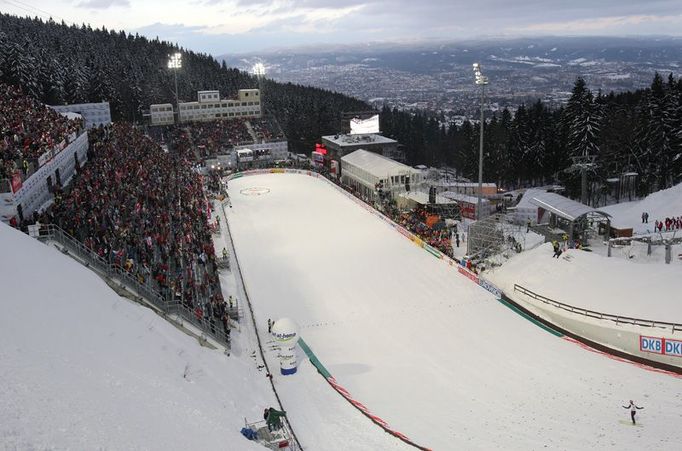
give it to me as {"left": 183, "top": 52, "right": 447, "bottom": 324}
{"left": 252, "top": 62, "right": 266, "bottom": 116}
{"left": 168, "top": 52, "right": 182, "bottom": 122}
{"left": 472, "top": 62, "right": 489, "bottom": 220}
{"left": 252, "top": 62, "right": 266, "bottom": 77}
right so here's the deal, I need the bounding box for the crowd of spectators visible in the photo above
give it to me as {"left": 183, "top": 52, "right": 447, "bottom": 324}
{"left": 1, "top": 84, "right": 84, "bottom": 180}
{"left": 249, "top": 117, "right": 286, "bottom": 142}
{"left": 391, "top": 207, "right": 454, "bottom": 257}
{"left": 182, "top": 119, "right": 252, "bottom": 157}
{"left": 40, "top": 123, "right": 228, "bottom": 332}
{"left": 653, "top": 216, "right": 682, "bottom": 232}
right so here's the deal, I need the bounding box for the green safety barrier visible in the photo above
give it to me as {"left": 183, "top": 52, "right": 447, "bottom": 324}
{"left": 498, "top": 295, "right": 563, "bottom": 337}
{"left": 423, "top": 244, "right": 442, "bottom": 258}
{"left": 298, "top": 338, "right": 332, "bottom": 379}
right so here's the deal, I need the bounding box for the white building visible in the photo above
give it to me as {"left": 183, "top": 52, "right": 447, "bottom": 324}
{"left": 1, "top": 132, "right": 89, "bottom": 224}
{"left": 322, "top": 133, "right": 403, "bottom": 162}
{"left": 50, "top": 102, "right": 111, "bottom": 129}
{"left": 150, "top": 89, "right": 262, "bottom": 125}
{"left": 149, "top": 103, "right": 174, "bottom": 126}
{"left": 340, "top": 149, "right": 422, "bottom": 202}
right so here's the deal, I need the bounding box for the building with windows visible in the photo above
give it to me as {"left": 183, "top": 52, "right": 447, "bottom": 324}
{"left": 321, "top": 133, "right": 403, "bottom": 162}
{"left": 149, "top": 103, "right": 174, "bottom": 126}
{"left": 340, "top": 149, "right": 422, "bottom": 202}
{"left": 149, "top": 89, "right": 262, "bottom": 125}
{"left": 50, "top": 102, "right": 112, "bottom": 128}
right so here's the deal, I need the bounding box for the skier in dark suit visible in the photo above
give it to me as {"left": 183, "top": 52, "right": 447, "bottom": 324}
{"left": 622, "top": 400, "right": 644, "bottom": 424}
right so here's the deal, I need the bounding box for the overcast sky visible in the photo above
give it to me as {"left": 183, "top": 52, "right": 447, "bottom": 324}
{"left": 2, "top": 0, "right": 681, "bottom": 54}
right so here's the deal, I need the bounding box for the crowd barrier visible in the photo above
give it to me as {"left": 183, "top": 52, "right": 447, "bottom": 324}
{"left": 512, "top": 284, "right": 682, "bottom": 371}
{"left": 33, "top": 223, "right": 232, "bottom": 348}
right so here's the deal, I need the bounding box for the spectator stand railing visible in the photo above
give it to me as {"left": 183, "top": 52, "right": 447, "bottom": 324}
{"left": 34, "top": 223, "right": 231, "bottom": 348}
{"left": 513, "top": 284, "right": 681, "bottom": 334}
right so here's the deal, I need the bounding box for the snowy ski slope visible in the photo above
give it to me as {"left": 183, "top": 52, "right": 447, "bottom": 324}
{"left": 227, "top": 172, "right": 682, "bottom": 450}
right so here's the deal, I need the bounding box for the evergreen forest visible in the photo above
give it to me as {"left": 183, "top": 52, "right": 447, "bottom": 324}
{"left": 1, "top": 13, "right": 680, "bottom": 200}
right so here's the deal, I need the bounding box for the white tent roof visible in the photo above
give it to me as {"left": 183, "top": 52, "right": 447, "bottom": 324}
{"left": 529, "top": 192, "right": 611, "bottom": 222}
{"left": 441, "top": 191, "right": 488, "bottom": 205}
{"left": 400, "top": 191, "right": 457, "bottom": 205}
{"left": 341, "top": 149, "right": 417, "bottom": 179}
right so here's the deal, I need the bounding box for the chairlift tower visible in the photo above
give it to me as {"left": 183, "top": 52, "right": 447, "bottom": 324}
{"left": 568, "top": 154, "right": 597, "bottom": 206}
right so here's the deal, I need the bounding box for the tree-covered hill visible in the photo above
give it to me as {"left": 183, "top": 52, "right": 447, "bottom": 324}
{"left": 380, "top": 72, "right": 681, "bottom": 199}
{"left": 1, "top": 13, "right": 680, "bottom": 199}
{"left": 0, "top": 13, "right": 368, "bottom": 153}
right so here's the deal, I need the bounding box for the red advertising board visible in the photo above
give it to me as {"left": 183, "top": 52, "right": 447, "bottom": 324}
{"left": 460, "top": 202, "right": 475, "bottom": 219}
{"left": 458, "top": 266, "right": 479, "bottom": 284}
{"left": 10, "top": 171, "right": 22, "bottom": 193}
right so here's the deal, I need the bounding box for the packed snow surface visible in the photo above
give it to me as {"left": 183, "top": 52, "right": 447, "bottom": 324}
{"left": 0, "top": 222, "right": 272, "bottom": 450}
{"left": 601, "top": 183, "right": 682, "bottom": 234}
{"left": 488, "top": 242, "right": 682, "bottom": 322}
{"left": 227, "top": 173, "right": 682, "bottom": 450}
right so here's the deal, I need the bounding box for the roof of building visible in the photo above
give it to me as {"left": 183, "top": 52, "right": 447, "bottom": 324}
{"left": 529, "top": 192, "right": 611, "bottom": 222}
{"left": 433, "top": 181, "right": 497, "bottom": 188}
{"left": 322, "top": 133, "right": 397, "bottom": 147}
{"left": 400, "top": 191, "right": 457, "bottom": 205}
{"left": 341, "top": 149, "right": 417, "bottom": 178}
{"left": 441, "top": 191, "right": 489, "bottom": 205}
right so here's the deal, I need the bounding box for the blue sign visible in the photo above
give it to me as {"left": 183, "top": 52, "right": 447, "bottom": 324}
{"left": 479, "top": 279, "right": 501, "bottom": 298}
{"left": 640, "top": 336, "right": 663, "bottom": 354}
{"left": 665, "top": 339, "right": 682, "bottom": 357}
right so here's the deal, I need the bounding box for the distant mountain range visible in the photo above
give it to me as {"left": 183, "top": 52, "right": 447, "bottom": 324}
{"left": 219, "top": 36, "right": 682, "bottom": 114}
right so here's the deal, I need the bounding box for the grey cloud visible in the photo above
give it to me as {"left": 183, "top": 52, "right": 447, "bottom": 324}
{"left": 78, "top": 0, "right": 131, "bottom": 8}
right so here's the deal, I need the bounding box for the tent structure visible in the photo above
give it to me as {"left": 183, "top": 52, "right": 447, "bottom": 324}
{"left": 529, "top": 192, "right": 611, "bottom": 242}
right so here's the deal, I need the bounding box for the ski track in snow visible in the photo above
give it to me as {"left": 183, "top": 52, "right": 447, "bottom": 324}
{"left": 226, "top": 173, "right": 682, "bottom": 451}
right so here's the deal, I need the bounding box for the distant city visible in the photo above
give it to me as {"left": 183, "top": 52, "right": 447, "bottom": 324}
{"left": 223, "top": 36, "right": 682, "bottom": 119}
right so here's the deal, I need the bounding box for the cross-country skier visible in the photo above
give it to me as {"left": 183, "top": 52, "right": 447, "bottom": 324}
{"left": 622, "top": 400, "right": 644, "bottom": 424}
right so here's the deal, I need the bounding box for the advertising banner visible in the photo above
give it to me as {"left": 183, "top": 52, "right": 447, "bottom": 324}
{"left": 640, "top": 336, "right": 682, "bottom": 357}
{"left": 458, "top": 266, "right": 479, "bottom": 284}
{"left": 38, "top": 149, "right": 53, "bottom": 167}
{"left": 10, "top": 171, "right": 23, "bottom": 194}
{"left": 460, "top": 203, "right": 476, "bottom": 220}
{"left": 479, "top": 278, "right": 501, "bottom": 298}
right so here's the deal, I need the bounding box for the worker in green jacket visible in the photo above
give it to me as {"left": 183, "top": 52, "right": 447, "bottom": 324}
{"left": 266, "top": 407, "right": 287, "bottom": 431}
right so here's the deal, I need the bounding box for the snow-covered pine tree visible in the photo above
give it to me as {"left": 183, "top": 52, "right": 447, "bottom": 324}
{"left": 563, "top": 77, "right": 602, "bottom": 159}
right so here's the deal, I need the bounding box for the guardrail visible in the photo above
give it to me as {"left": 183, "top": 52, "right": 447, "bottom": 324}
{"left": 218, "top": 199, "right": 303, "bottom": 450}
{"left": 34, "top": 223, "right": 231, "bottom": 348}
{"left": 513, "top": 284, "right": 681, "bottom": 334}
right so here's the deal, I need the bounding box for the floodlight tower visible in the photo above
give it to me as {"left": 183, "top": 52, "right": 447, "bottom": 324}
{"left": 168, "top": 52, "right": 182, "bottom": 122}
{"left": 472, "top": 62, "right": 489, "bottom": 220}
{"left": 252, "top": 62, "right": 266, "bottom": 115}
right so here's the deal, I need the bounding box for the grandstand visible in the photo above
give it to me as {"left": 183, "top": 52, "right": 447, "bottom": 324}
{"left": 1, "top": 84, "right": 88, "bottom": 224}
{"left": 2, "top": 86, "right": 234, "bottom": 345}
